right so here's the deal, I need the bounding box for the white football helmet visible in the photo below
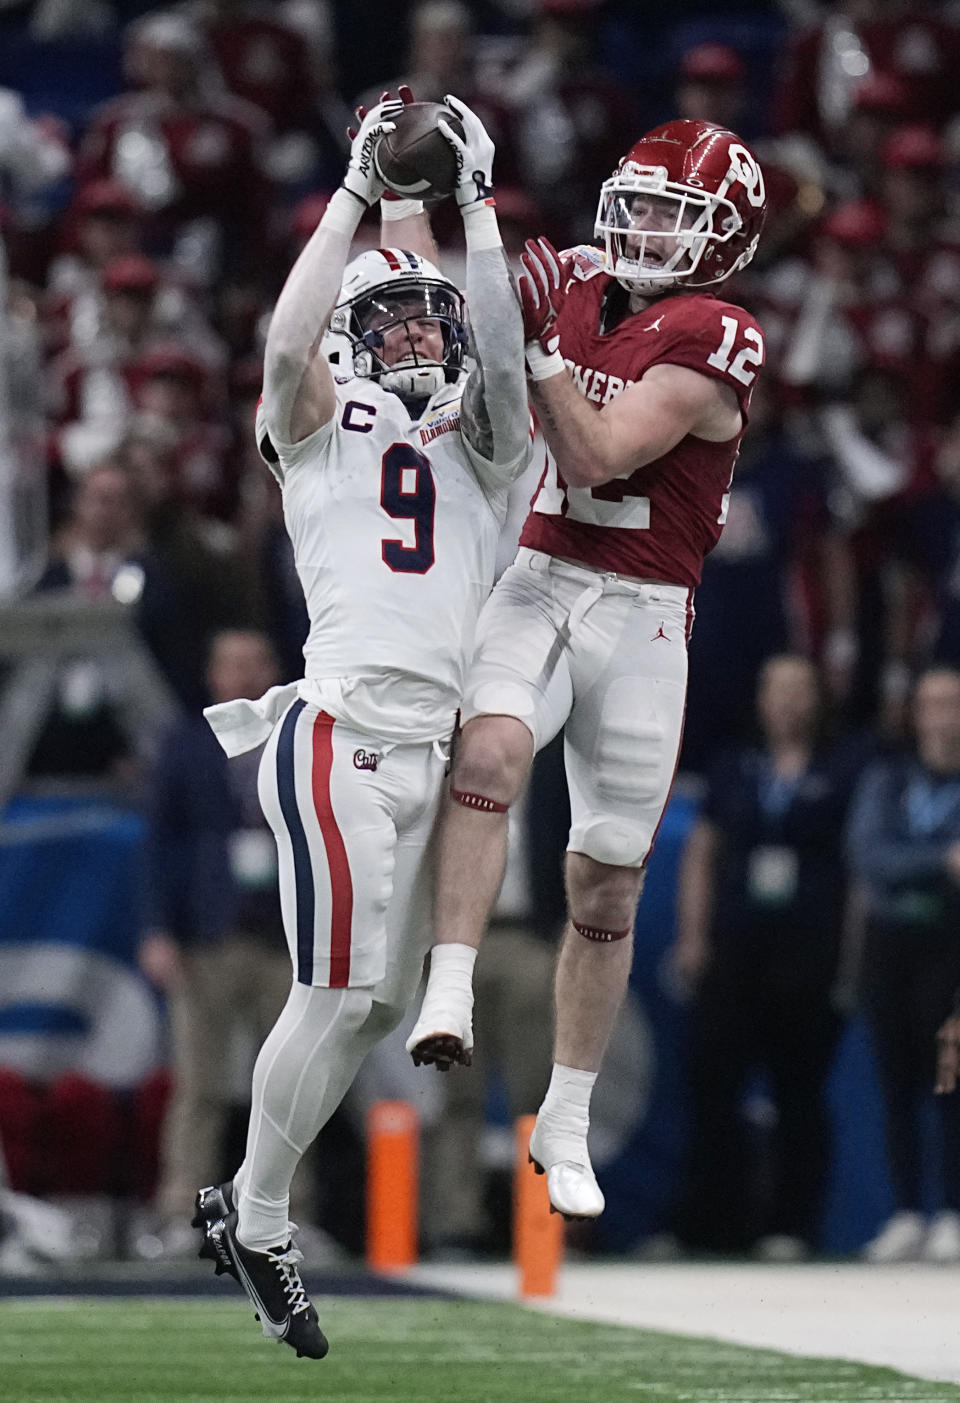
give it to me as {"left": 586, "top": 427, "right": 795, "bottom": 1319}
{"left": 325, "top": 248, "right": 466, "bottom": 399}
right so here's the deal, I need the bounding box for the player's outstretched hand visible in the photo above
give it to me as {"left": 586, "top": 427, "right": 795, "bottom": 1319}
{"left": 343, "top": 94, "right": 404, "bottom": 207}
{"left": 518, "top": 236, "right": 567, "bottom": 354}
{"left": 936, "top": 1012, "right": 960, "bottom": 1094}
{"left": 376, "top": 88, "right": 420, "bottom": 207}
{"left": 347, "top": 85, "right": 416, "bottom": 142}
{"left": 350, "top": 89, "right": 420, "bottom": 211}
{"left": 440, "top": 94, "right": 494, "bottom": 209}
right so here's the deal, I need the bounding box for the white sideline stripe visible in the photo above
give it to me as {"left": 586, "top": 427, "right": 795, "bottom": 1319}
{"left": 406, "top": 1261, "right": 960, "bottom": 1387}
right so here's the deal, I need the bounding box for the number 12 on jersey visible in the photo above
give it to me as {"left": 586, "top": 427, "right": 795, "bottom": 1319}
{"left": 706, "top": 314, "right": 763, "bottom": 386}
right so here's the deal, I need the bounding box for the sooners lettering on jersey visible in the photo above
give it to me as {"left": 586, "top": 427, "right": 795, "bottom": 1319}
{"left": 521, "top": 272, "right": 765, "bottom": 588}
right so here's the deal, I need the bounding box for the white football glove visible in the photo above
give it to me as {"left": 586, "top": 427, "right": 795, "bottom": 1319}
{"left": 343, "top": 96, "right": 404, "bottom": 207}
{"left": 439, "top": 94, "right": 495, "bottom": 210}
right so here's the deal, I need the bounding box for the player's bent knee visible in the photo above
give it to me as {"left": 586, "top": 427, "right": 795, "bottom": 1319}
{"left": 453, "top": 715, "right": 533, "bottom": 807}
{"left": 567, "top": 843, "right": 647, "bottom": 933}
{"left": 293, "top": 982, "right": 374, "bottom": 1035}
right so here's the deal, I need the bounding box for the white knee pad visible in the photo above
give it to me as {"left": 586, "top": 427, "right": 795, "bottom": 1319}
{"left": 569, "top": 814, "right": 652, "bottom": 868}
{"left": 463, "top": 678, "right": 538, "bottom": 729}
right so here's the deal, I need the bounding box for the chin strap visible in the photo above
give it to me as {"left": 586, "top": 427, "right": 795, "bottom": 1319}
{"left": 379, "top": 363, "right": 446, "bottom": 397}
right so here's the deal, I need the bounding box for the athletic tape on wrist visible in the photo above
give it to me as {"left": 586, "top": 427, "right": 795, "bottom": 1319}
{"left": 462, "top": 202, "right": 502, "bottom": 251}
{"left": 526, "top": 343, "right": 565, "bottom": 381}
{"left": 451, "top": 788, "right": 509, "bottom": 813}
{"left": 573, "top": 920, "right": 630, "bottom": 943}
{"left": 323, "top": 186, "right": 367, "bottom": 235}
{"left": 380, "top": 196, "right": 425, "bottom": 221}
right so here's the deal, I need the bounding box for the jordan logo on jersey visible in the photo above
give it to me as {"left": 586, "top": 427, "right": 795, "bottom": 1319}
{"left": 353, "top": 748, "right": 379, "bottom": 772}
{"left": 651, "top": 623, "right": 670, "bottom": 642}
{"left": 643, "top": 316, "right": 665, "bottom": 333}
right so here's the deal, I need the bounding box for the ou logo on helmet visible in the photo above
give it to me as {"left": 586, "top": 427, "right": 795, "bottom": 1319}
{"left": 727, "top": 143, "right": 765, "bottom": 208}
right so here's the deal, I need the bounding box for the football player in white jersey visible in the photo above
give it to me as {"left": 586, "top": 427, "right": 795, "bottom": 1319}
{"left": 192, "top": 91, "right": 531, "bottom": 1358}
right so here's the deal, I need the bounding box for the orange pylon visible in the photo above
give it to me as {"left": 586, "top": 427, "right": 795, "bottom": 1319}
{"left": 366, "top": 1100, "right": 418, "bottom": 1271}
{"left": 514, "top": 1113, "right": 563, "bottom": 1297}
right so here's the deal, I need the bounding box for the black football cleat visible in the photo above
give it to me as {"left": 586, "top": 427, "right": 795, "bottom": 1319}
{"left": 193, "top": 1182, "right": 239, "bottom": 1282}
{"left": 193, "top": 1181, "right": 234, "bottom": 1228}
{"left": 202, "top": 1208, "right": 329, "bottom": 1360}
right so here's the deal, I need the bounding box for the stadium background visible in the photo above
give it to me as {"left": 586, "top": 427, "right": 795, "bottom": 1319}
{"left": 0, "top": 0, "right": 957, "bottom": 1266}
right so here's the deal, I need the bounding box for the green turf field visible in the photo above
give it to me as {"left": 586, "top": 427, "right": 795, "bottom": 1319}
{"left": 2, "top": 1296, "right": 958, "bottom": 1403}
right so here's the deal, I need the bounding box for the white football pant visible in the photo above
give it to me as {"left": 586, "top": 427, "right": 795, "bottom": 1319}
{"left": 463, "top": 548, "right": 692, "bottom": 868}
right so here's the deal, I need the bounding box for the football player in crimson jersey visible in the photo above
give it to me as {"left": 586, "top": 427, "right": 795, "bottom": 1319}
{"left": 191, "top": 90, "right": 531, "bottom": 1358}
{"left": 408, "top": 119, "right": 767, "bottom": 1221}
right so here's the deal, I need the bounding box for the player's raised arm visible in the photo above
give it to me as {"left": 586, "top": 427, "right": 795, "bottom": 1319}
{"left": 262, "top": 98, "right": 403, "bottom": 449}
{"left": 439, "top": 96, "right": 528, "bottom": 478}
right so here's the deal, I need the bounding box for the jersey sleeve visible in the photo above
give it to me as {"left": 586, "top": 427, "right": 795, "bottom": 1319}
{"left": 460, "top": 406, "right": 536, "bottom": 493}
{"left": 255, "top": 391, "right": 335, "bottom": 485}
{"left": 656, "top": 300, "right": 765, "bottom": 413}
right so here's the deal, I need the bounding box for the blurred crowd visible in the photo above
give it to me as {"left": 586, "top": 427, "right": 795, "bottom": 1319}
{"left": 1, "top": 0, "right": 959, "bottom": 751}
{"left": 2, "top": 0, "right": 960, "bottom": 1267}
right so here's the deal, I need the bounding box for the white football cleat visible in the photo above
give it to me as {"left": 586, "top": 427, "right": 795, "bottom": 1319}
{"left": 528, "top": 1112, "right": 605, "bottom": 1220}
{"left": 923, "top": 1210, "right": 960, "bottom": 1264}
{"left": 862, "top": 1210, "right": 926, "bottom": 1263}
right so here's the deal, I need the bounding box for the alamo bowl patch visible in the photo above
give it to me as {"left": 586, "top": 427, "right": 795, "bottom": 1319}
{"left": 419, "top": 407, "right": 460, "bottom": 446}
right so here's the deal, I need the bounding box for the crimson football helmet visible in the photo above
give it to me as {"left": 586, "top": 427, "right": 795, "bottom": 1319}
{"left": 595, "top": 119, "right": 766, "bottom": 294}
{"left": 324, "top": 248, "right": 466, "bottom": 399}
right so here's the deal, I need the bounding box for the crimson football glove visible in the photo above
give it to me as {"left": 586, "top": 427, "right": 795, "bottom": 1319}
{"left": 518, "top": 237, "right": 567, "bottom": 354}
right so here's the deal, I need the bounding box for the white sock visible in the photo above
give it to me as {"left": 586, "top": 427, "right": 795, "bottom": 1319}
{"left": 538, "top": 1064, "right": 597, "bottom": 1147}
{"left": 427, "top": 943, "right": 477, "bottom": 996}
{"left": 408, "top": 943, "right": 477, "bottom": 1045}
{"left": 235, "top": 982, "right": 375, "bottom": 1252}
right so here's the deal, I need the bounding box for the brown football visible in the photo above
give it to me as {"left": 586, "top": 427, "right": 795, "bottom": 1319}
{"left": 374, "top": 101, "right": 464, "bottom": 204}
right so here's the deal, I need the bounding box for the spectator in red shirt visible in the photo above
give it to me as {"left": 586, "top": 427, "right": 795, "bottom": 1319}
{"left": 831, "top": 71, "right": 912, "bottom": 200}
{"left": 76, "top": 11, "right": 272, "bottom": 284}
{"left": 500, "top": 0, "right": 637, "bottom": 247}
{"left": 674, "top": 42, "right": 747, "bottom": 135}
{"left": 45, "top": 180, "right": 144, "bottom": 357}
{"left": 774, "top": 1, "right": 960, "bottom": 152}
{"left": 130, "top": 345, "right": 233, "bottom": 520}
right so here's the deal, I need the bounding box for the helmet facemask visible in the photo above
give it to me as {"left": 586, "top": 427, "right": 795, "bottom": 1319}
{"left": 330, "top": 278, "right": 466, "bottom": 400}
{"left": 595, "top": 166, "right": 747, "bottom": 294}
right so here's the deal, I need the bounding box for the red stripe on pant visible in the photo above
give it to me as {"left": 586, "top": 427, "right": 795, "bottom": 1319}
{"left": 311, "top": 712, "right": 354, "bottom": 987}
